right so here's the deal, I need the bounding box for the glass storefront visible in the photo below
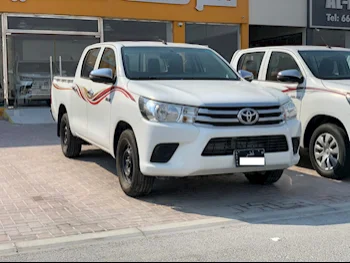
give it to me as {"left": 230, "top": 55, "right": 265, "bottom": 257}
{"left": 185, "top": 23, "right": 239, "bottom": 61}
{"left": 309, "top": 28, "right": 349, "bottom": 48}
{"left": 0, "top": 14, "right": 3, "bottom": 106}
{"left": 4, "top": 14, "right": 100, "bottom": 107}
{"left": 103, "top": 19, "right": 172, "bottom": 42}
{"left": 0, "top": 14, "right": 243, "bottom": 111}
{"left": 7, "top": 34, "right": 99, "bottom": 106}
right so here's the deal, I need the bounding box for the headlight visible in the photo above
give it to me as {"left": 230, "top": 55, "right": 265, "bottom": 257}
{"left": 139, "top": 97, "right": 198, "bottom": 124}
{"left": 281, "top": 99, "right": 297, "bottom": 120}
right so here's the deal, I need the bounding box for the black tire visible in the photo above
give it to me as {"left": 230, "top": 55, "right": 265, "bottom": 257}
{"left": 116, "top": 130, "right": 155, "bottom": 197}
{"left": 245, "top": 170, "right": 284, "bottom": 185}
{"left": 59, "top": 113, "right": 82, "bottom": 158}
{"left": 309, "top": 123, "right": 350, "bottom": 180}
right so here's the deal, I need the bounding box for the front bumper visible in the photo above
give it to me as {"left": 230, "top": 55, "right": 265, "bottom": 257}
{"left": 136, "top": 119, "right": 301, "bottom": 177}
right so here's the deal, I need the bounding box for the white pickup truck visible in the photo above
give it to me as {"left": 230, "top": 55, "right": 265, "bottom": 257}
{"left": 51, "top": 41, "right": 301, "bottom": 197}
{"left": 231, "top": 46, "right": 350, "bottom": 180}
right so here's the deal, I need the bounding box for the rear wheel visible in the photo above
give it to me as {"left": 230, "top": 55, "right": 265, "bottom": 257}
{"left": 59, "top": 113, "right": 82, "bottom": 158}
{"left": 309, "top": 124, "right": 350, "bottom": 180}
{"left": 116, "top": 130, "right": 155, "bottom": 197}
{"left": 245, "top": 170, "right": 284, "bottom": 185}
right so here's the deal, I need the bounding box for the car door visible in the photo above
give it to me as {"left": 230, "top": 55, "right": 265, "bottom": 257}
{"left": 70, "top": 47, "right": 101, "bottom": 138}
{"left": 87, "top": 46, "right": 117, "bottom": 149}
{"left": 255, "top": 50, "right": 305, "bottom": 119}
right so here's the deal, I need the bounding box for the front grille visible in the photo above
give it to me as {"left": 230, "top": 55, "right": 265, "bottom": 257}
{"left": 202, "top": 135, "right": 289, "bottom": 156}
{"left": 195, "top": 105, "right": 284, "bottom": 126}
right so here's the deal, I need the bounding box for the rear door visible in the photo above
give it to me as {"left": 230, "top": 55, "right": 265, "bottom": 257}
{"left": 70, "top": 47, "right": 101, "bottom": 137}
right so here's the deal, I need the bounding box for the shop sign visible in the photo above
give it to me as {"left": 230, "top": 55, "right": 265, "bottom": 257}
{"left": 127, "top": 0, "right": 237, "bottom": 11}
{"left": 310, "top": 0, "right": 350, "bottom": 29}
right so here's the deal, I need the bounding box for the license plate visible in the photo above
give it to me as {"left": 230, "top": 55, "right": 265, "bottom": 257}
{"left": 234, "top": 149, "right": 265, "bottom": 167}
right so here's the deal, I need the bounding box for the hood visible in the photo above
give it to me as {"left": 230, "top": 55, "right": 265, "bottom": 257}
{"left": 322, "top": 79, "right": 350, "bottom": 94}
{"left": 127, "top": 80, "right": 288, "bottom": 107}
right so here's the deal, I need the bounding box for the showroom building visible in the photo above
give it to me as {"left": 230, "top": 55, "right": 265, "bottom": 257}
{"left": 0, "top": 0, "right": 248, "bottom": 108}
{"left": 2, "top": 0, "right": 350, "bottom": 118}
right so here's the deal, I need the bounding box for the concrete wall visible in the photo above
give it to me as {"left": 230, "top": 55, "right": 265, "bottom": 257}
{"left": 249, "top": 0, "right": 308, "bottom": 27}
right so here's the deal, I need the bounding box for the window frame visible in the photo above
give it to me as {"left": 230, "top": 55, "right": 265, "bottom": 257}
{"left": 265, "top": 51, "right": 303, "bottom": 83}
{"left": 80, "top": 47, "right": 101, "bottom": 79}
{"left": 237, "top": 52, "right": 266, "bottom": 80}
{"left": 98, "top": 47, "right": 117, "bottom": 77}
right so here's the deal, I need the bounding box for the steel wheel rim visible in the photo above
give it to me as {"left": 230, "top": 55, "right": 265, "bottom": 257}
{"left": 63, "top": 124, "right": 68, "bottom": 145}
{"left": 314, "top": 133, "right": 339, "bottom": 171}
{"left": 121, "top": 143, "right": 133, "bottom": 184}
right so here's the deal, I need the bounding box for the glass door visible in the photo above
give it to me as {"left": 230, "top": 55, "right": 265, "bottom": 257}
{"left": 6, "top": 34, "right": 99, "bottom": 107}
{"left": 0, "top": 16, "right": 3, "bottom": 107}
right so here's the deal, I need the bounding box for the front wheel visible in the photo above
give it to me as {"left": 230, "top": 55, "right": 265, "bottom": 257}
{"left": 245, "top": 170, "right": 284, "bottom": 185}
{"left": 116, "top": 130, "right": 155, "bottom": 197}
{"left": 59, "top": 113, "right": 82, "bottom": 158}
{"left": 309, "top": 124, "right": 350, "bottom": 180}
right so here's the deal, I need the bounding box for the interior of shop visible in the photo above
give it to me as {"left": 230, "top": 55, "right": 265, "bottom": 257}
{"left": 185, "top": 23, "right": 239, "bottom": 61}
{"left": 249, "top": 25, "right": 304, "bottom": 47}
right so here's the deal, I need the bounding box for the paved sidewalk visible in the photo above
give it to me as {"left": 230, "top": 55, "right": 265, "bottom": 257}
{"left": 0, "top": 120, "right": 350, "bottom": 245}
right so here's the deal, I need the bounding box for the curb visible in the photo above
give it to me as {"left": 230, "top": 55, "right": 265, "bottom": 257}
{"left": 1, "top": 217, "right": 236, "bottom": 255}
{"left": 2, "top": 202, "right": 350, "bottom": 256}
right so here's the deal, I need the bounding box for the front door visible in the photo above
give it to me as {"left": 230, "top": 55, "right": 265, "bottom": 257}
{"left": 257, "top": 51, "right": 305, "bottom": 119}
{"left": 86, "top": 46, "right": 116, "bottom": 150}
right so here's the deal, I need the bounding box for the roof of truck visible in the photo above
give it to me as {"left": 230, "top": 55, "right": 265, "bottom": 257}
{"left": 238, "top": 45, "right": 350, "bottom": 52}
{"left": 90, "top": 41, "right": 209, "bottom": 49}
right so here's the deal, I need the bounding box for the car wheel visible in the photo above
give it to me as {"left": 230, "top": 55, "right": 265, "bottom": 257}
{"left": 245, "top": 170, "right": 284, "bottom": 185}
{"left": 59, "top": 113, "right": 82, "bottom": 158}
{"left": 309, "top": 124, "right": 350, "bottom": 180}
{"left": 116, "top": 130, "right": 155, "bottom": 197}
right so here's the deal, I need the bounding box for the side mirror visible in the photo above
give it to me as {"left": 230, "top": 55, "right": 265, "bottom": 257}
{"left": 89, "top": 68, "right": 115, "bottom": 84}
{"left": 238, "top": 70, "right": 254, "bottom": 82}
{"left": 277, "top": 70, "right": 304, "bottom": 84}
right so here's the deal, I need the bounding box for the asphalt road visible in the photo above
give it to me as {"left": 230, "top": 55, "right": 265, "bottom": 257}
{"left": 1, "top": 210, "right": 350, "bottom": 262}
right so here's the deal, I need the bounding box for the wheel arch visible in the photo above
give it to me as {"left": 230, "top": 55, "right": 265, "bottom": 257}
{"left": 303, "top": 114, "right": 348, "bottom": 149}
{"left": 113, "top": 120, "right": 134, "bottom": 157}
{"left": 57, "top": 104, "right": 68, "bottom": 137}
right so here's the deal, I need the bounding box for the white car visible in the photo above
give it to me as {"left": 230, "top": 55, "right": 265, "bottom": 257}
{"left": 51, "top": 41, "right": 301, "bottom": 197}
{"left": 231, "top": 45, "right": 350, "bottom": 180}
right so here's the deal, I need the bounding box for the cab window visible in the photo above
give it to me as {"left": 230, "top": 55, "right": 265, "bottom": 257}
{"left": 266, "top": 52, "right": 301, "bottom": 82}
{"left": 237, "top": 52, "right": 265, "bottom": 80}
{"left": 99, "top": 48, "right": 117, "bottom": 76}
{"left": 81, "top": 48, "right": 101, "bottom": 78}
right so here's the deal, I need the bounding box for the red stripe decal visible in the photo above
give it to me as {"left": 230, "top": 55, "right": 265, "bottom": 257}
{"left": 53, "top": 83, "right": 135, "bottom": 104}
{"left": 53, "top": 83, "right": 72, "bottom": 91}
{"left": 283, "top": 86, "right": 346, "bottom": 96}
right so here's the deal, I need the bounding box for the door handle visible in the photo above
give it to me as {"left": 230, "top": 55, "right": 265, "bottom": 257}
{"left": 87, "top": 89, "right": 94, "bottom": 96}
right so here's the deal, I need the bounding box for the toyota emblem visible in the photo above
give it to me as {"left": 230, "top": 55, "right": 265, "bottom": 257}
{"left": 237, "top": 108, "right": 259, "bottom": 125}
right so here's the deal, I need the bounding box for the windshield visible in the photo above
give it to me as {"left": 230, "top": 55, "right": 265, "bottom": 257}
{"left": 299, "top": 50, "right": 350, "bottom": 80}
{"left": 121, "top": 46, "right": 239, "bottom": 80}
